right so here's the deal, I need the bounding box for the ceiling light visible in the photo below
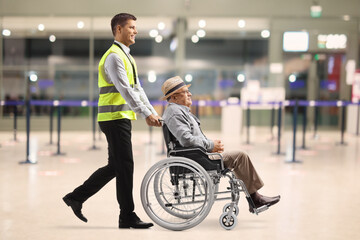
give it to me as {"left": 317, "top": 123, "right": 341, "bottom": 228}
{"left": 29, "top": 72, "right": 38, "bottom": 82}
{"left": 237, "top": 74, "right": 245, "bottom": 82}
{"left": 155, "top": 35, "right": 163, "bottom": 43}
{"left": 196, "top": 29, "right": 206, "bottom": 38}
{"left": 237, "top": 19, "right": 246, "bottom": 28}
{"left": 185, "top": 74, "right": 193, "bottom": 82}
{"left": 149, "top": 29, "right": 159, "bottom": 38}
{"left": 289, "top": 74, "right": 297, "bottom": 82}
{"left": 2, "top": 29, "right": 11, "bottom": 37}
{"left": 198, "top": 19, "right": 206, "bottom": 28}
{"left": 77, "top": 21, "right": 85, "bottom": 29}
{"left": 261, "top": 30, "right": 270, "bottom": 38}
{"left": 38, "top": 24, "right": 45, "bottom": 31}
{"left": 158, "top": 22, "right": 165, "bottom": 30}
{"left": 191, "top": 35, "right": 199, "bottom": 43}
{"left": 49, "top": 35, "right": 56, "bottom": 42}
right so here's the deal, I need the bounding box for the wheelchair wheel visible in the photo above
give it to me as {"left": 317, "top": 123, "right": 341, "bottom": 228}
{"left": 219, "top": 212, "right": 237, "bottom": 230}
{"left": 223, "top": 203, "right": 239, "bottom": 216}
{"left": 141, "top": 157, "right": 214, "bottom": 231}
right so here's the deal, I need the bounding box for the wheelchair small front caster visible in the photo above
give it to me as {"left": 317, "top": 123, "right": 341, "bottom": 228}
{"left": 223, "top": 203, "right": 239, "bottom": 216}
{"left": 219, "top": 212, "right": 237, "bottom": 230}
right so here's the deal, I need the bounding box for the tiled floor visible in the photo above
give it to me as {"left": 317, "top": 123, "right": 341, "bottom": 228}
{"left": 0, "top": 127, "right": 359, "bottom": 240}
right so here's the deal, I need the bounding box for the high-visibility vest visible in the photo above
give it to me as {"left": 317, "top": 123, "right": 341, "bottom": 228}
{"left": 97, "top": 43, "right": 137, "bottom": 122}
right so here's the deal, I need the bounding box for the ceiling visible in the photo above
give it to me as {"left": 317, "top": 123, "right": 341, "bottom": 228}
{"left": 1, "top": 0, "right": 359, "bottom": 39}
{"left": 1, "top": 16, "right": 271, "bottom": 39}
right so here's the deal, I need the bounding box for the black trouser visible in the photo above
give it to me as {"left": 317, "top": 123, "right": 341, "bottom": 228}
{"left": 70, "top": 119, "right": 134, "bottom": 219}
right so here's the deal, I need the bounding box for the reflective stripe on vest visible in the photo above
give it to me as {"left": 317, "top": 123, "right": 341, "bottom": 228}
{"left": 98, "top": 104, "right": 132, "bottom": 113}
{"left": 99, "top": 85, "right": 134, "bottom": 94}
{"left": 97, "top": 43, "right": 137, "bottom": 122}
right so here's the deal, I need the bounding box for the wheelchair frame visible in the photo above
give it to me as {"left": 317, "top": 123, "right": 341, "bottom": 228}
{"left": 140, "top": 124, "right": 269, "bottom": 230}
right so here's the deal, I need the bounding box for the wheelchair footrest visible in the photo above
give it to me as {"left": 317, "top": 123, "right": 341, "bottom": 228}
{"left": 254, "top": 205, "right": 269, "bottom": 214}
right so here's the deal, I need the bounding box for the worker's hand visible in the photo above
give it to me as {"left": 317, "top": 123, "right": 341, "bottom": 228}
{"left": 146, "top": 114, "right": 162, "bottom": 127}
{"left": 212, "top": 139, "right": 224, "bottom": 153}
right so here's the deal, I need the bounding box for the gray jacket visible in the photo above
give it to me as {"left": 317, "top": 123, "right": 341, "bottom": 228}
{"left": 162, "top": 103, "right": 214, "bottom": 152}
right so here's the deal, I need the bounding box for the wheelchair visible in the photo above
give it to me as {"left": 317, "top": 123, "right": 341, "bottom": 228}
{"left": 140, "top": 124, "right": 269, "bottom": 230}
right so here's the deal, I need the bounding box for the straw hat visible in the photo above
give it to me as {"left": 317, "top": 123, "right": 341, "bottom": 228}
{"left": 161, "top": 76, "right": 191, "bottom": 100}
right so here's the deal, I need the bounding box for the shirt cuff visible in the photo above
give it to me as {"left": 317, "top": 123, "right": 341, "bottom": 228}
{"left": 140, "top": 108, "right": 153, "bottom": 119}
{"left": 207, "top": 140, "right": 214, "bottom": 152}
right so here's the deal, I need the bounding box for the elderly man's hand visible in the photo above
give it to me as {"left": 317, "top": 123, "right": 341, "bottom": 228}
{"left": 212, "top": 139, "right": 224, "bottom": 153}
{"left": 146, "top": 114, "right": 162, "bottom": 127}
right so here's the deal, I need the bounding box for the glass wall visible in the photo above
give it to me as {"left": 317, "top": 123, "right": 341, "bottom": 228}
{"left": 1, "top": 16, "right": 358, "bottom": 129}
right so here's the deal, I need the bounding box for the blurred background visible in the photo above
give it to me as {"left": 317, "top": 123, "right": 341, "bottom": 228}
{"left": 0, "top": 0, "right": 359, "bottom": 131}
{"left": 1, "top": 2, "right": 360, "bottom": 238}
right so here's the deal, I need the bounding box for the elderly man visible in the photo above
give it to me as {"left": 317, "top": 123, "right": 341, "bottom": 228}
{"left": 161, "top": 76, "right": 280, "bottom": 211}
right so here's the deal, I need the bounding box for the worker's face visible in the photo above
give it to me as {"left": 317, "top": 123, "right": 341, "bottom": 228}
{"left": 172, "top": 87, "right": 192, "bottom": 108}
{"left": 117, "top": 19, "right": 137, "bottom": 47}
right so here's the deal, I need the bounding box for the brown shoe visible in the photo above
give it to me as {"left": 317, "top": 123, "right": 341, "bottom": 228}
{"left": 249, "top": 192, "right": 280, "bottom": 212}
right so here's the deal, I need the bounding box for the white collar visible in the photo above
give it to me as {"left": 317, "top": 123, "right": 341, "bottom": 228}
{"left": 114, "top": 40, "right": 130, "bottom": 55}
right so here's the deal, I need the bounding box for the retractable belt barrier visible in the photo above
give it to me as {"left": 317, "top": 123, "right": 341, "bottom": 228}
{"left": 1, "top": 99, "right": 358, "bottom": 164}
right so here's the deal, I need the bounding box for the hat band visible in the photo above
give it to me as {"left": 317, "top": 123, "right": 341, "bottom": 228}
{"left": 165, "top": 82, "right": 186, "bottom": 96}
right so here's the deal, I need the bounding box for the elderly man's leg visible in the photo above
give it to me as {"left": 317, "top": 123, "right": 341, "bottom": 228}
{"left": 222, "top": 150, "right": 264, "bottom": 193}
{"left": 222, "top": 151, "right": 280, "bottom": 210}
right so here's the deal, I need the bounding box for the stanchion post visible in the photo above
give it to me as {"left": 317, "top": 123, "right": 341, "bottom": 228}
{"left": 276, "top": 101, "right": 283, "bottom": 155}
{"left": 57, "top": 105, "right": 61, "bottom": 154}
{"left": 13, "top": 105, "right": 17, "bottom": 142}
{"left": 246, "top": 101, "right": 251, "bottom": 145}
{"left": 292, "top": 101, "right": 297, "bottom": 161}
{"left": 49, "top": 105, "right": 54, "bottom": 145}
{"left": 286, "top": 100, "right": 302, "bottom": 163}
{"left": 19, "top": 75, "right": 36, "bottom": 164}
{"left": 54, "top": 105, "right": 65, "bottom": 155}
{"left": 19, "top": 99, "right": 35, "bottom": 164}
{"left": 25, "top": 100, "right": 31, "bottom": 161}
{"left": 313, "top": 105, "right": 319, "bottom": 139}
{"left": 301, "top": 104, "right": 307, "bottom": 149}
{"left": 337, "top": 103, "right": 347, "bottom": 145}
{"left": 270, "top": 104, "right": 275, "bottom": 140}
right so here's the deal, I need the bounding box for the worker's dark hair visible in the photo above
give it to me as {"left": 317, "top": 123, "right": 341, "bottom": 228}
{"left": 111, "top": 13, "right": 137, "bottom": 36}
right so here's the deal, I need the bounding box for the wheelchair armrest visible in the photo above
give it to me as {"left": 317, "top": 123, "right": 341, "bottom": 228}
{"left": 169, "top": 147, "right": 225, "bottom": 172}
{"left": 169, "top": 147, "right": 208, "bottom": 157}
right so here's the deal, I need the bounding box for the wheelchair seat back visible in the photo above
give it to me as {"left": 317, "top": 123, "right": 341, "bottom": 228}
{"left": 162, "top": 123, "right": 221, "bottom": 172}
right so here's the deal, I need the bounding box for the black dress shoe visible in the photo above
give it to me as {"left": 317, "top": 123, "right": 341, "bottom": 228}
{"left": 119, "top": 213, "right": 153, "bottom": 229}
{"left": 63, "top": 194, "right": 88, "bottom": 223}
